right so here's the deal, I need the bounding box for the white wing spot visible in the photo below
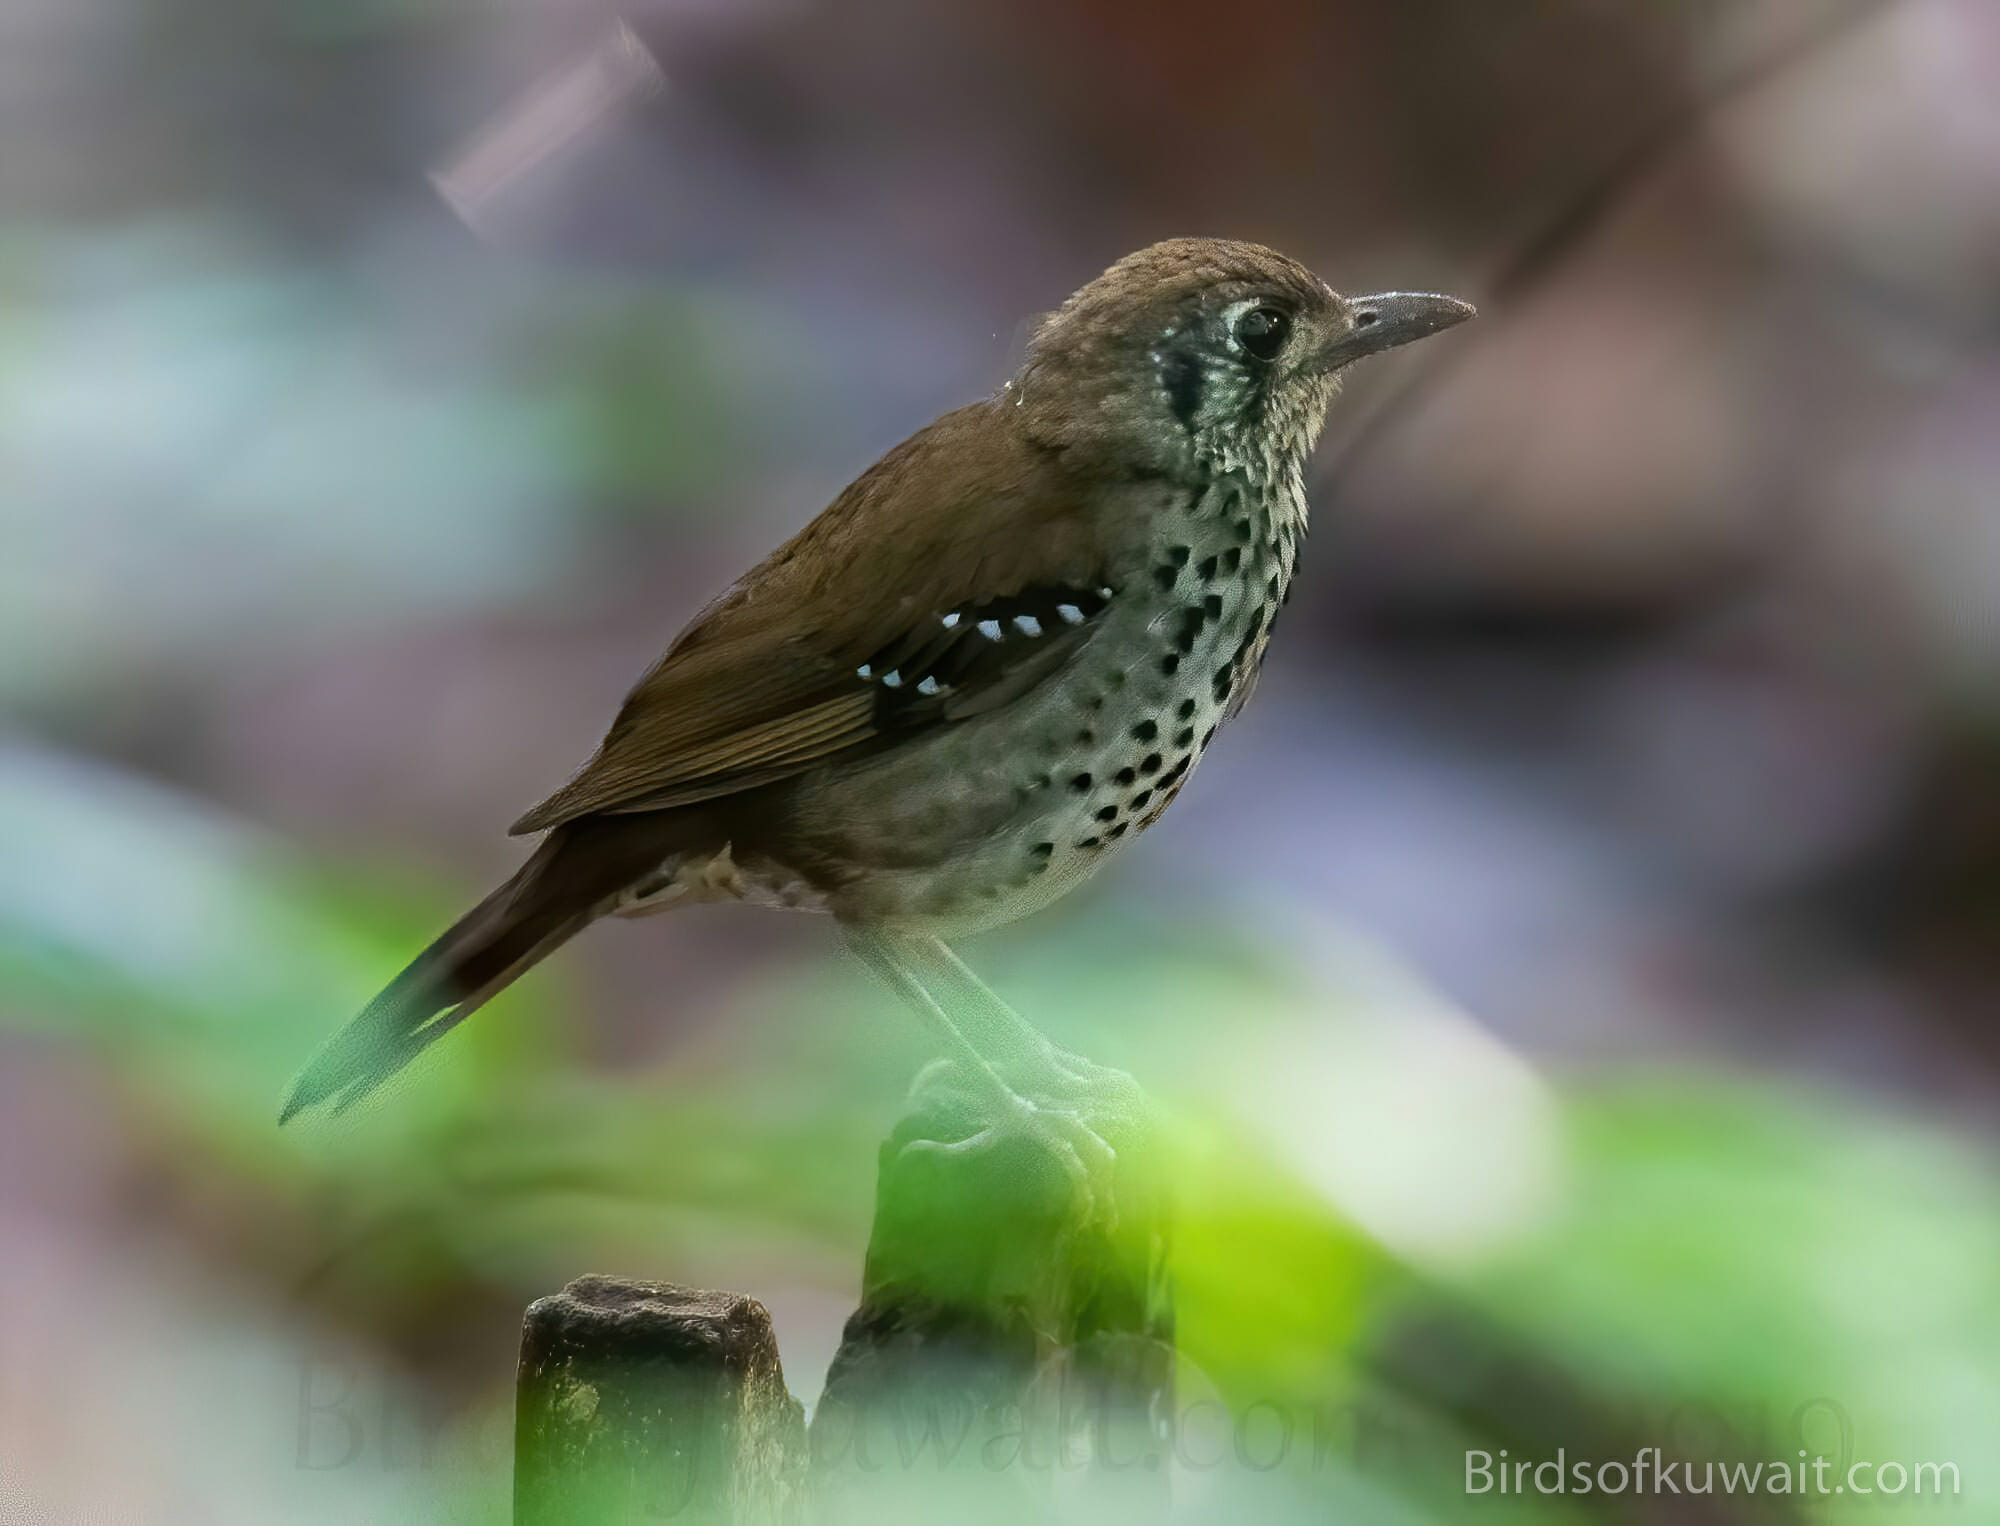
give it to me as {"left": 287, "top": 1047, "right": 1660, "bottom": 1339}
{"left": 856, "top": 664, "right": 872, "bottom": 679}
{"left": 1013, "top": 615, "right": 1043, "bottom": 637}
{"left": 941, "top": 611, "right": 961, "bottom": 629}
{"left": 916, "top": 676, "right": 942, "bottom": 695}
{"left": 1056, "top": 603, "right": 1084, "bottom": 625}
{"left": 977, "top": 619, "right": 1005, "bottom": 641}
{"left": 1097, "top": 586, "right": 1115, "bottom": 600}
{"left": 881, "top": 670, "right": 903, "bottom": 688}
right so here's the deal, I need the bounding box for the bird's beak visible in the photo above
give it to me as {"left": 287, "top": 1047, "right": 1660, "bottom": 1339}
{"left": 1318, "top": 291, "right": 1476, "bottom": 370}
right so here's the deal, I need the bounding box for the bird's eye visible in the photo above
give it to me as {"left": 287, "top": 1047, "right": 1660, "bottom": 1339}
{"left": 1233, "top": 306, "right": 1290, "bottom": 362}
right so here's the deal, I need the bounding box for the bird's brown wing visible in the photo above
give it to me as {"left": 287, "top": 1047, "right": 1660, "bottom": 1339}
{"left": 509, "top": 403, "right": 1116, "bottom": 835}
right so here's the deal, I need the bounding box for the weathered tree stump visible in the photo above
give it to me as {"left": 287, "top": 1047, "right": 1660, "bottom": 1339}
{"left": 514, "top": 1276, "right": 805, "bottom": 1525}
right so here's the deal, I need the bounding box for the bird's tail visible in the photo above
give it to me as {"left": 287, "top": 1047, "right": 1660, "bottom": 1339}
{"left": 280, "top": 813, "right": 711, "bottom": 1123}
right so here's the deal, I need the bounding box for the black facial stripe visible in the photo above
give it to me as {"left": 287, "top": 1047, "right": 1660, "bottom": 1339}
{"left": 1160, "top": 344, "right": 1206, "bottom": 430}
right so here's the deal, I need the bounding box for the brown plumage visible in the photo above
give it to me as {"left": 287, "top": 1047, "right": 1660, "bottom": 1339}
{"left": 509, "top": 402, "right": 1114, "bottom": 830}
{"left": 282, "top": 238, "right": 1472, "bottom": 1121}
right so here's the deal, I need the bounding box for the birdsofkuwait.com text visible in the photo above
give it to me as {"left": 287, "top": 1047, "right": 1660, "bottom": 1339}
{"left": 1467, "top": 1447, "right": 1959, "bottom": 1498}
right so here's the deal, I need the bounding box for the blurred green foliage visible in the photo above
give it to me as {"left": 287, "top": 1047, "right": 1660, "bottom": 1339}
{"left": 3, "top": 748, "right": 1991, "bottom": 1521}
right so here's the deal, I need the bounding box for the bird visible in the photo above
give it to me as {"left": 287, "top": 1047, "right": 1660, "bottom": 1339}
{"left": 281, "top": 237, "right": 1473, "bottom": 1150}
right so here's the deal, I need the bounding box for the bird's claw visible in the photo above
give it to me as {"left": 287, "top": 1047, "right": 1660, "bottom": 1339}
{"left": 899, "top": 1077, "right": 1122, "bottom": 1230}
{"left": 1017, "top": 1095, "right": 1120, "bottom": 1229}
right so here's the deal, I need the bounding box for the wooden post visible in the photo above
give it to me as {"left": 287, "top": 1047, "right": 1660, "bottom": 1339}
{"left": 514, "top": 1275, "right": 805, "bottom": 1526}
{"left": 513, "top": 1064, "right": 1173, "bottom": 1521}
{"left": 808, "top": 1059, "right": 1174, "bottom": 1522}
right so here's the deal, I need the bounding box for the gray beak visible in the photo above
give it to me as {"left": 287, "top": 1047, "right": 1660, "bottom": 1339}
{"left": 1319, "top": 291, "right": 1476, "bottom": 369}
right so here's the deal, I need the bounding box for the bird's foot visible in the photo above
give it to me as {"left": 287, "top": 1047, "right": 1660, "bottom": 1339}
{"left": 900, "top": 1058, "right": 1126, "bottom": 1230}
{"left": 899, "top": 1045, "right": 1152, "bottom": 1229}
{"left": 1016, "top": 1042, "right": 1147, "bottom": 1114}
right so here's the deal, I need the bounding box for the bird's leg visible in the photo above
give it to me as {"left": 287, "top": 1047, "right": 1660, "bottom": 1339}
{"left": 909, "top": 935, "right": 1154, "bottom": 1152}
{"left": 892, "top": 934, "right": 1108, "bottom": 1095}
{"left": 885, "top": 933, "right": 1068, "bottom": 1081}
{"left": 843, "top": 927, "right": 1028, "bottom": 1100}
{"left": 844, "top": 926, "right": 1118, "bottom": 1219}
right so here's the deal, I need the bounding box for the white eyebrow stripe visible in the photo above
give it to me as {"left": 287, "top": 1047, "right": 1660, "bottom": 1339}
{"left": 1013, "top": 615, "right": 1043, "bottom": 637}
{"left": 1056, "top": 603, "right": 1085, "bottom": 624}
{"left": 941, "top": 611, "right": 961, "bottom": 628}
{"left": 977, "top": 619, "right": 1004, "bottom": 641}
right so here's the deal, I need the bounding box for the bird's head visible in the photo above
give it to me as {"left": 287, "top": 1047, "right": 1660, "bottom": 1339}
{"left": 1011, "top": 237, "right": 1473, "bottom": 484}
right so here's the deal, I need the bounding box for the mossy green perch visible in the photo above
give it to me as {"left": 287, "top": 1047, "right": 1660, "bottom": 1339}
{"left": 811, "top": 1058, "right": 1174, "bottom": 1522}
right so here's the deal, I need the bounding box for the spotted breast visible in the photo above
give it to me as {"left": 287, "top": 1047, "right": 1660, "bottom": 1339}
{"left": 740, "top": 464, "right": 1303, "bottom": 937}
